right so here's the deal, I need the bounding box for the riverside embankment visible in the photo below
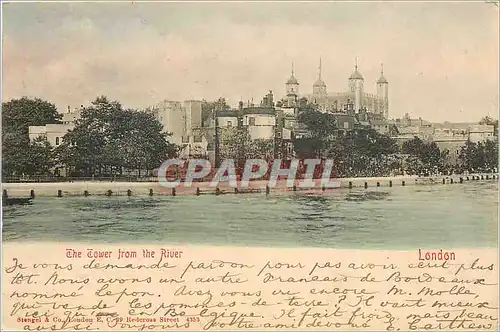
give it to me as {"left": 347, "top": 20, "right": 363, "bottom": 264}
{"left": 2, "top": 173, "right": 497, "bottom": 198}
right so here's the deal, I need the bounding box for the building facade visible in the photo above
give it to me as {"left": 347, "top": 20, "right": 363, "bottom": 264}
{"left": 285, "top": 59, "right": 390, "bottom": 118}
{"left": 149, "top": 99, "right": 205, "bottom": 157}
{"left": 28, "top": 105, "right": 81, "bottom": 147}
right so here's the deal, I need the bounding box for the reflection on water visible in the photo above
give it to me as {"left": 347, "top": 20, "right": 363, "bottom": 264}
{"left": 2, "top": 182, "right": 498, "bottom": 249}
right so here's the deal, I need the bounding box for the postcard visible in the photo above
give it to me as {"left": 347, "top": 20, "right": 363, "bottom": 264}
{"left": 1, "top": 1, "right": 499, "bottom": 331}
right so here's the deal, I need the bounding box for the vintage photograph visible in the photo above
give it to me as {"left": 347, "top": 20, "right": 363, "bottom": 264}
{"left": 2, "top": 1, "right": 498, "bottom": 250}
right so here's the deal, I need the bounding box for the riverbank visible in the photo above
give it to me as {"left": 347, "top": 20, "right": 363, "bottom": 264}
{"left": 2, "top": 173, "right": 497, "bottom": 198}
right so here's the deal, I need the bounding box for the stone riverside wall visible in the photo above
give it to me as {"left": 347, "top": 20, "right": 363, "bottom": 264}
{"left": 2, "top": 173, "right": 497, "bottom": 198}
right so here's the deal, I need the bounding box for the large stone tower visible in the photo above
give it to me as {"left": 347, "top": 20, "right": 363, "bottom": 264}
{"left": 348, "top": 57, "right": 364, "bottom": 112}
{"left": 376, "top": 63, "right": 389, "bottom": 119}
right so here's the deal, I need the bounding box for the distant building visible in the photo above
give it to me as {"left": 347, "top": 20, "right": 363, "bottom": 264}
{"left": 389, "top": 113, "right": 496, "bottom": 162}
{"left": 28, "top": 105, "right": 81, "bottom": 147}
{"left": 148, "top": 100, "right": 205, "bottom": 157}
{"left": 468, "top": 124, "right": 495, "bottom": 142}
{"left": 242, "top": 110, "right": 276, "bottom": 140}
{"left": 28, "top": 123, "right": 74, "bottom": 147}
{"left": 289, "top": 58, "right": 390, "bottom": 118}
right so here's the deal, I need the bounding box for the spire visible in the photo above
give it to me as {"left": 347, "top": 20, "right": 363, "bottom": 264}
{"left": 377, "top": 62, "right": 388, "bottom": 84}
{"left": 287, "top": 62, "right": 298, "bottom": 85}
{"left": 313, "top": 57, "right": 327, "bottom": 87}
{"left": 319, "top": 57, "right": 322, "bottom": 80}
{"left": 349, "top": 56, "right": 363, "bottom": 80}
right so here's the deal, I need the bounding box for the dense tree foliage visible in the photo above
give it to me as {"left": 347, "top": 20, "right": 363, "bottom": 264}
{"left": 55, "top": 96, "right": 178, "bottom": 177}
{"left": 2, "top": 97, "right": 61, "bottom": 134}
{"left": 401, "top": 137, "right": 443, "bottom": 174}
{"left": 2, "top": 98, "right": 61, "bottom": 178}
{"left": 457, "top": 138, "right": 498, "bottom": 173}
{"left": 294, "top": 108, "right": 337, "bottom": 157}
{"left": 202, "top": 98, "right": 231, "bottom": 126}
{"left": 219, "top": 127, "right": 274, "bottom": 161}
{"left": 327, "top": 129, "right": 399, "bottom": 177}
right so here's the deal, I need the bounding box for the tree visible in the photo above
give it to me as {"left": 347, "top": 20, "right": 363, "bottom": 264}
{"left": 2, "top": 132, "right": 29, "bottom": 178}
{"left": 458, "top": 140, "right": 479, "bottom": 172}
{"left": 2, "top": 97, "right": 62, "bottom": 179}
{"left": 295, "top": 107, "right": 337, "bottom": 157}
{"left": 219, "top": 126, "right": 252, "bottom": 161}
{"left": 56, "top": 96, "right": 178, "bottom": 177}
{"left": 24, "top": 137, "right": 55, "bottom": 176}
{"left": 402, "top": 137, "right": 424, "bottom": 155}
{"left": 202, "top": 98, "right": 231, "bottom": 127}
{"left": 336, "top": 128, "right": 399, "bottom": 177}
{"left": 402, "top": 137, "right": 442, "bottom": 173}
{"left": 2, "top": 97, "right": 62, "bottom": 134}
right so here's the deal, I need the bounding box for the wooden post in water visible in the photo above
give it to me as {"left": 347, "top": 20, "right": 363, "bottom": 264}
{"left": 389, "top": 180, "right": 392, "bottom": 187}
{"left": 57, "top": 190, "right": 62, "bottom": 197}
{"left": 376, "top": 182, "right": 380, "bottom": 187}
{"left": 481, "top": 175, "right": 484, "bottom": 180}
{"left": 292, "top": 185, "right": 297, "bottom": 192}
{"left": 171, "top": 188, "right": 176, "bottom": 196}
{"left": 349, "top": 181, "right": 353, "bottom": 189}
{"left": 364, "top": 182, "right": 368, "bottom": 189}
{"left": 442, "top": 178, "right": 446, "bottom": 184}
{"left": 3, "top": 189, "right": 8, "bottom": 199}
{"left": 30, "top": 190, "right": 35, "bottom": 199}
{"left": 215, "top": 187, "right": 221, "bottom": 196}
{"left": 450, "top": 178, "right": 454, "bottom": 184}
{"left": 107, "top": 190, "right": 112, "bottom": 197}
{"left": 460, "top": 177, "right": 463, "bottom": 183}
{"left": 234, "top": 188, "right": 239, "bottom": 194}
{"left": 127, "top": 189, "right": 132, "bottom": 197}
{"left": 196, "top": 187, "right": 201, "bottom": 196}
{"left": 84, "top": 190, "right": 89, "bottom": 197}
{"left": 402, "top": 181, "right": 405, "bottom": 186}
{"left": 322, "top": 185, "right": 326, "bottom": 192}
{"left": 149, "top": 189, "right": 154, "bottom": 196}
{"left": 266, "top": 185, "right": 270, "bottom": 195}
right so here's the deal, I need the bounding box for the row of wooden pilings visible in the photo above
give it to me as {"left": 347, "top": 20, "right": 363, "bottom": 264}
{"left": 2, "top": 174, "right": 497, "bottom": 199}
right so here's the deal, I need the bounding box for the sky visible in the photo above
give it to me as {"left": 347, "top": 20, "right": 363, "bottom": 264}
{"left": 2, "top": 1, "right": 499, "bottom": 122}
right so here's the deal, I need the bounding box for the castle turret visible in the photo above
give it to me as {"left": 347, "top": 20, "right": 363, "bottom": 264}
{"left": 348, "top": 57, "right": 364, "bottom": 112}
{"left": 312, "top": 57, "right": 327, "bottom": 110}
{"left": 376, "top": 63, "right": 389, "bottom": 118}
{"left": 286, "top": 63, "right": 299, "bottom": 107}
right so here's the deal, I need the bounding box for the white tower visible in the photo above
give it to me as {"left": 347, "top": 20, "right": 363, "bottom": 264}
{"left": 376, "top": 63, "right": 389, "bottom": 119}
{"left": 286, "top": 63, "right": 299, "bottom": 107}
{"left": 348, "top": 57, "right": 364, "bottom": 112}
{"left": 312, "top": 57, "right": 327, "bottom": 111}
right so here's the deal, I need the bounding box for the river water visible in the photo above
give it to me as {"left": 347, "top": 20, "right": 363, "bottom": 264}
{"left": 2, "top": 181, "right": 498, "bottom": 249}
